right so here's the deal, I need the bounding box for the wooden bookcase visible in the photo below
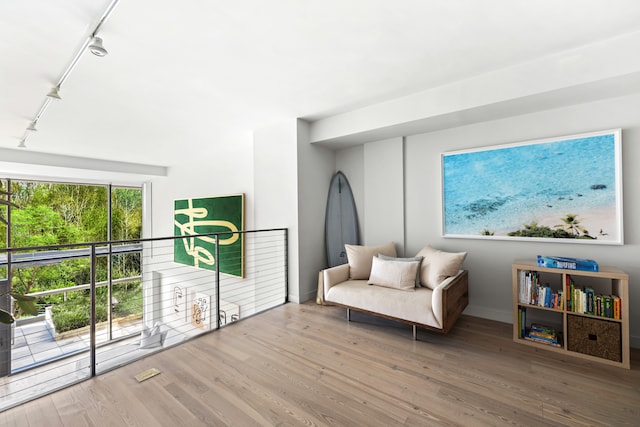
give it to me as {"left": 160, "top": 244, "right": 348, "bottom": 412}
{"left": 512, "top": 259, "right": 629, "bottom": 369}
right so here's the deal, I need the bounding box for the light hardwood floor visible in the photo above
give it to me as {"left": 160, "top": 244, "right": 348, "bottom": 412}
{"left": 1, "top": 302, "right": 639, "bottom": 426}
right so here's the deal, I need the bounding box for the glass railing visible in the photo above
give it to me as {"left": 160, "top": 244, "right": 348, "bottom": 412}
{"left": 0, "top": 228, "right": 288, "bottom": 412}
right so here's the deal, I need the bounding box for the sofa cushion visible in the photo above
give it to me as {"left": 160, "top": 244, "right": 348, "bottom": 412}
{"left": 368, "top": 256, "right": 421, "bottom": 291}
{"left": 416, "top": 245, "right": 467, "bottom": 289}
{"left": 345, "top": 242, "right": 396, "bottom": 279}
{"left": 325, "top": 280, "right": 440, "bottom": 329}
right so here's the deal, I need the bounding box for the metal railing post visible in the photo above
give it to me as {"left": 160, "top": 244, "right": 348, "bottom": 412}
{"left": 90, "top": 244, "right": 97, "bottom": 377}
{"left": 2, "top": 179, "right": 13, "bottom": 376}
{"left": 284, "top": 228, "right": 289, "bottom": 303}
{"left": 107, "top": 184, "right": 113, "bottom": 341}
{"left": 215, "top": 233, "right": 220, "bottom": 330}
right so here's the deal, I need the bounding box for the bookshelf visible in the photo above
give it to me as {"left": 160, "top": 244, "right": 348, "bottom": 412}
{"left": 512, "top": 259, "right": 629, "bottom": 369}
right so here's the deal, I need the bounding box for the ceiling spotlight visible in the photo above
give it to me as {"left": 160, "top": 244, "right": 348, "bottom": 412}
{"left": 18, "top": 139, "right": 26, "bottom": 148}
{"left": 27, "top": 121, "right": 38, "bottom": 132}
{"left": 47, "top": 86, "right": 62, "bottom": 100}
{"left": 88, "top": 36, "right": 108, "bottom": 57}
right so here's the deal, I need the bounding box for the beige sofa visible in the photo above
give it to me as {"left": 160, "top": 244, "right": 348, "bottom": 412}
{"left": 318, "top": 243, "right": 469, "bottom": 338}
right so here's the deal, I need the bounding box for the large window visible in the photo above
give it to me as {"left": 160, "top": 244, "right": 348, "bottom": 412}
{"left": 1, "top": 179, "right": 142, "bottom": 321}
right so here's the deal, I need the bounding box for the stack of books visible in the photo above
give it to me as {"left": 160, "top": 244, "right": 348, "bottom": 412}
{"left": 524, "top": 323, "right": 561, "bottom": 347}
{"left": 565, "top": 275, "right": 622, "bottom": 319}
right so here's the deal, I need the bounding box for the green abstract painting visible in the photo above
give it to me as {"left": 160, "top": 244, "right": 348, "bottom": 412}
{"left": 174, "top": 194, "right": 244, "bottom": 277}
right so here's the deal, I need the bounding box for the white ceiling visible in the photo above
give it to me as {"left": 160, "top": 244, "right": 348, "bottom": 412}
{"left": 2, "top": 1, "right": 640, "bottom": 167}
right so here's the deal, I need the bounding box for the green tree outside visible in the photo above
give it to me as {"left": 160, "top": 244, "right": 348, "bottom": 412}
{"left": 2, "top": 180, "right": 143, "bottom": 322}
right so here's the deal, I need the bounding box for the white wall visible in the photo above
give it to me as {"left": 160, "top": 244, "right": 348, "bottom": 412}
{"left": 363, "top": 138, "right": 405, "bottom": 253}
{"left": 253, "top": 119, "right": 335, "bottom": 303}
{"left": 147, "top": 134, "right": 257, "bottom": 327}
{"left": 253, "top": 120, "right": 300, "bottom": 301}
{"left": 332, "top": 139, "right": 405, "bottom": 253}
{"left": 335, "top": 145, "right": 364, "bottom": 241}
{"left": 296, "top": 120, "right": 335, "bottom": 302}
{"left": 337, "top": 93, "right": 640, "bottom": 347}
{"left": 151, "top": 153, "right": 254, "bottom": 237}
{"left": 310, "top": 31, "right": 640, "bottom": 145}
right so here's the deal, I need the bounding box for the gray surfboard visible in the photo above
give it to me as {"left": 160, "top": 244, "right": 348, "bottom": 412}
{"left": 325, "top": 171, "right": 360, "bottom": 267}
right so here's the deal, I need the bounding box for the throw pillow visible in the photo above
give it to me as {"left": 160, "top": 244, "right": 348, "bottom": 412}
{"left": 378, "top": 254, "right": 424, "bottom": 285}
{"left": 368, "top": 256, "right": 420, "bottom": 291}
{"left": 345, "top": 242, "right": 397, "bottom": 280}
{"left": 416, "top": 245, "right": 467, "bottom": 289}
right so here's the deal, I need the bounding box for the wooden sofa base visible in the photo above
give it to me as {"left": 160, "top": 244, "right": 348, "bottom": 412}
{"left": 330, "top": 270, "right": 469, "bottom": 339}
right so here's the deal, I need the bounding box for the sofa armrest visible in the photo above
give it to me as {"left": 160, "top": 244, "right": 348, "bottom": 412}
{"left": 323, "top": 263, "right": 350, "bottom": 296}
{"left": 431, "top": 270, "right": 469, "bottom": 333}
{"left": 316, "top": 264, "right": 351, "bottom": 304}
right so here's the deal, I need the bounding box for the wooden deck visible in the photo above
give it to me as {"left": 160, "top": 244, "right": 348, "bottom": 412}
{"left": 2, "top": 302, "right": 638, "bottom": 426}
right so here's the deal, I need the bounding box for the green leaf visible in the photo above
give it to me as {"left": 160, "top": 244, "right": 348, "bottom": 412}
{"left": 0, "top": 309, "right": 15, "bottom": 324}
{"left": 11, "top": 293, "right": 36, "bottom": 302}
{"left": 16, "top": 300, "right": 39, "bottom": 317}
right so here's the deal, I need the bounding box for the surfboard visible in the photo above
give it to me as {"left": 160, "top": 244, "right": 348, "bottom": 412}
{"left": 325, "top": 171, "right": 360, "bottom": 267}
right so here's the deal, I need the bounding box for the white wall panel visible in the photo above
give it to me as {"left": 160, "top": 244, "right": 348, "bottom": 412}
{"left": 363, "top": 137, "right": 405, "bottom": 253}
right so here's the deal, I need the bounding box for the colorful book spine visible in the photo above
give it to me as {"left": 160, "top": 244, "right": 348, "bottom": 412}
{"left": 523, "top": 336, "right": 562, "bottom": 347}
{"left": 595, "top": 295, "right": 603, "bottom": 317}
{"left": 585, "top": 288, "right": 595, "bottom": 315}
{"left": 518, "top": 308, "right": 522, "bottom": 338}
{"left": 604, "top": 296, "right": 612, "bottom": 318}
{"left": 537, "top": 255, "right": 599, "bottom": 272}
{"left": 558, "top": 290, "right": 564, "bottom": 310}
{"left": 565, "top": 275, "right": 572, "bottom": 312}
{"left": 612, "top": 295, "right": 621, "bottom": 319}
{"left": 544, "top": 286, "right": 553, "bottom": 308}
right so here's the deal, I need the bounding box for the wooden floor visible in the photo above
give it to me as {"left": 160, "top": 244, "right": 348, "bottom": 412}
{"left": 1, "top": 302, "right": 639, "bottom": 426}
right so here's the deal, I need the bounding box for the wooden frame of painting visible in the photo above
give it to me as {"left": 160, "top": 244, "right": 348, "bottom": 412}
{"left": 441, "top": 129, "right": 623, "bottom": 245}
{"left": 174, "top": 193, "right": 245, "bottom": 277}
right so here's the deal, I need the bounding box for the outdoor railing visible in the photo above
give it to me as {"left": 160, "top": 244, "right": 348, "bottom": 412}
{"left": 0, "top": 228, "right": 288, "bottom": 412}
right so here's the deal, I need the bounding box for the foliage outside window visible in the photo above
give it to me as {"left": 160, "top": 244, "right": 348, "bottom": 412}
{"left": 1, "top": 179, "right": 143, "bottom": 325}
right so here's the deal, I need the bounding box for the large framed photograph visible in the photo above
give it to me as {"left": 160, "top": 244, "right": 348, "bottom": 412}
{"left": 442, "top": 129, "right": 623, "bottom": 245}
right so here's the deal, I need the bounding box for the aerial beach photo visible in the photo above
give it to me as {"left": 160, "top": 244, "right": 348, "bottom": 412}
{"left": 442, "top": 130, "right": 622, "bottom": 243}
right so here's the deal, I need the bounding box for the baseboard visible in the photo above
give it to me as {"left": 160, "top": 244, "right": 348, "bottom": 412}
{"left": 293, "top": 288, "right": 318, "bottom": 304}
{"left": 462, "top": 304, "right": 512, "bottom": 324}
{"left": 288, "top": 294, "right": 301, "bottom": 303}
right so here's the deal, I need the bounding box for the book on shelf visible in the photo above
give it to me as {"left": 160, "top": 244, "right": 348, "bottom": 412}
{"left": 524, "top": 323, "right": 561, "bottom": 347}
{"left": 566, "top": 274, "right": 574, "bottom": 312}
{"left": 518, "top": 269, "right": 621, "bottom": 318}
{"left": 566, "top": 286, "right": 621, "bottom": 319}
{"left": 529, "top": 333, "right": 556, "bottom": 341}
{"left": 612, "top": 295, "right": 621, "bottom": 320}
{"left": 585, "top": 288, "right": 595, "bottom": 315}
{"left": 524, "top": 336, "right": 562, "bottom": 347}
{"left": 530, "top": 323, "right": 557, "bottom": 336}
{"left": 604, "top": 295, "right": 612, "bottom": 318}
{"left": 518, "top": 307, "right": 526, "bottom": 339}
{"left": 518, "top": 271, "right": 563, "bottom": 309}
{"left": 572, "top": 287, "right": 583, "bottom": 313}
{"left": 595, "top": 295, "right": 603, "bottom": 317}
{"left": 536, "top": 255, "right": 599, "bottom": 272}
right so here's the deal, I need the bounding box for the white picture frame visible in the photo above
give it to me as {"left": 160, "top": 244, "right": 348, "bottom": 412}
{"left": 441, "top": 129, "right": 623, "bottom": 245}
